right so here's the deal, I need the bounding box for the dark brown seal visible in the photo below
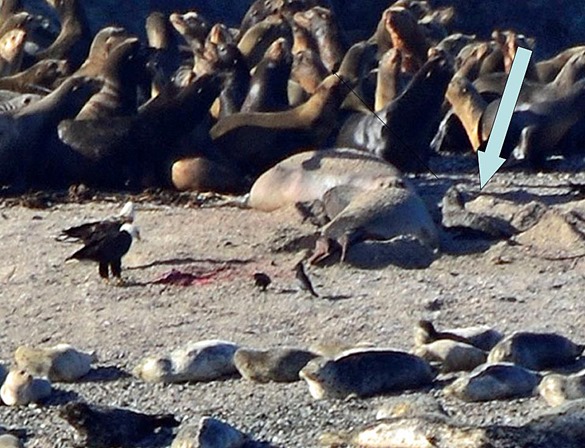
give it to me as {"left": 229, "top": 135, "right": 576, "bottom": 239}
{"left": 211, "top": 74, "right": 348, "bottom": 177}
{"left": 0, "top": 58, "right": 68, "bottom": 93}
{"left": 337, "top": 51, "right": 453, "bottom": 172}
{"left": 240, "top": 37, "right": 292, "bottom": 113}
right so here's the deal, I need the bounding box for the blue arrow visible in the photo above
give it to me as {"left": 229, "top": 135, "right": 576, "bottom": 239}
{"left": 478, "top": 46, "right": 532, "bottom": 189}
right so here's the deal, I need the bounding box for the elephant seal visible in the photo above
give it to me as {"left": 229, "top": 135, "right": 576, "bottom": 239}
{"left": 445, "top": 362, "right": 541, "bottom": 402}
{"left": 299, "top": 349, "right": 435, "bottom": 399}
{"left": 14, "top": 343, "right": 96, "bottom": 382}
{"left": 234, "top": 347, "right": 318, "bottom": 383}
{"left": 414, "top": 340, "right": 487, "bottom": 373}
{"left": 0, "top": 369, "right": 51, "bottom": 406}
{"left": 487, "top": 331, "right": 584, "bottom": 371}
{"left": 538, "top": 370, "right": 585, "bottom": 406}
{"left": 133, "top": 340, "right": 239, "bottom": 383}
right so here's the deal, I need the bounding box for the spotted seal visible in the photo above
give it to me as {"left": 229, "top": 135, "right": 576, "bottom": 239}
{"left": 538, "top": 370, "right": 585, "bottom": 406}
{"left": 234, "top": 347, "right": 318, "bottom": 383}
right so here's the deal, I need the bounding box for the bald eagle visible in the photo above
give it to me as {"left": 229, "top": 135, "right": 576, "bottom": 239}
{"left": 66, "top": 222, "right": 140, "bottom": 280}
{"left": 57, "top": 201, "right": 135, "bottom": 243}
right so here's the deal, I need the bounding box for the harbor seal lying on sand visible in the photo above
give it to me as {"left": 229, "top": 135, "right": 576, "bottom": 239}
{"left": 14, "top": 343, "right": 96, "bottom": 382}
{"left": 133, "top": 340, "right": 239, "bottom": 383}
{"left": 487, "top": 331, "right": 584, "bottom": 371}
{"left": 539, "top": 370, "right": 585, "bottom": 406}
{"left": 444, "top": 362, "right": 540, "bottom": 402}
{"left": 234, "top": 347, "right": 318, "bottom": 383}
{"left": 414, "top": 339, "right": 487, "bottom": 373}
{"left": 171, "top": 416, "right": 250, "bottom": 448}
{"left": 0, "top": 369, "right": 51, "bottom": 406}
{"left": 299, "top": 348, "right": 435, "bottom": 399}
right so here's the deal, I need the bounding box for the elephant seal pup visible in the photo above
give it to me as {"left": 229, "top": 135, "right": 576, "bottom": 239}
{"left": 414, "top": 340, "right": 487, "bottom": 373}
{"left": 60, "top": 401, "right": 179, "bottom": 448}
{"left": 444, "top": 363, "right": 541, "bottom": 402}
{"left": 0, "top": 369, "right": 51, "bottom": 406}
{"left": 248, "top": 148, "right": 403, "bottom": 212}
{"left": 299, "top": 349, "right": 435, "bottom": 399}
{"left": 538, "top": 370, "right": 585, "bottom": 406}
{"left": 14, "top": 343, "right": 96, "bottom": 382}
{"left": 133, "top": 340, "right": 239, "bottom": 383}
{"left": 172, "top": 416, "right": 249, "bottom": 448}
{"left": 234, "top": 347, "right": 318, "bottom": 383}
{"left": 487, "top": 332, "right": 584, "bottom": 371}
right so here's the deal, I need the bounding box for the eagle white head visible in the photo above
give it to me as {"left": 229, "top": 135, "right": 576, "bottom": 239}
{"left": 120, "top": 223, "right": 141, "bottom": 241}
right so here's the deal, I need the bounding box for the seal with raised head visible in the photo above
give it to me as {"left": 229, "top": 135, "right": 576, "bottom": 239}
{"left": 538, "top": 370, "right": 585, "bottom": 406}
{"left": 487, "top": 331, "right": 584, "bottom": 371}
{"left": 336, "top": 50, "right": 453, "bottom": 172}
{"left": 14, "top": 343, "right": 96, "bottom": 382}
{"left": 211, "top": 73, "right": 349, "bottom": 178}
{"left": 74, "top": 26, "right": 132, "bottom": 77}
{"left": 234, "top": 347, "right": 318, "bottom": 383}
{"left": 444, "top": 362, "right": 541, "bottom": 402}
{"left": 0, "top": 58, "right": 69, "bottom": 93}
{"left": 0, "top": 28, "right": 26, "bottom": 76}
{"left": 414, "top": 339, "right": 487, "bottom": 373}
{"left": 299, "top": 348, "right": 435, "bottom": 399}
{"left": 414, "top": 319, "right": 503, "bottom": 351}
{"left": 132, "top": 340, "right": 239, "bottom": 383}
{"left": 33, "top": 0, "right": 91, "bottom": 70}
{"left": 0, "top": 369, "right": 51, "bottom": 406}
{"left": 0, "top": 75, "right": 101, "bottom": 188}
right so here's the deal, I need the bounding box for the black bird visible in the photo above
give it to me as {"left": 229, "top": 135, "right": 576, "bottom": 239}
{"left": 59, "top": 401, "right": 179, "bottom": 448}
{"left": 294, "top": 261, "right": 319, "bottom": 297}
{"left": 253, "top": 272, "right": 272, "bottom": 291}
{"left": 57, "top": 201, "right": 135, "bottom": 243}
{"left": 66, "top": 222, "right": 139, "bottom": 280}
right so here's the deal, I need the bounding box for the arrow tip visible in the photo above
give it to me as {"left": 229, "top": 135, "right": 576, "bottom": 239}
{"left": 478, "top": 151, "right": 506, "bottom": 189}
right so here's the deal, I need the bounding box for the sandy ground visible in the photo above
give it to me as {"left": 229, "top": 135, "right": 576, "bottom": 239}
{"left": 0, "top": 160, "right": 584, "bottom": 447}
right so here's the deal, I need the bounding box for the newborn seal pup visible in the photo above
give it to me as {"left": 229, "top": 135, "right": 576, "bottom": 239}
{"left": 299, "top": 349, "right": 435, "bottom": 399}
{"left": 14, "top": 343, "right": 96, "bottom": 382}
{"left": 538, "top": 370, "right": 585, "bottom": 406}
{"left": 0, "top": 369, "right": 51, "bottom": 406}
{"left": 444, "top": 362, "right": 540, "bottom": 402}
{"left": 487, "top": 331, "right": 584, "bottom": 371}
{"left": 59, "top": 401, "right": 179, "bottom": 448}
{"left": 234, "top": 347, "right": 318, "bottom": 383}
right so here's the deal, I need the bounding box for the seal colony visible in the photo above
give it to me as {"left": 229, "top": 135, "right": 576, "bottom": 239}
{"left": 0, "top": 0, "right": 584, "bottom": 447}
{"left": 0, "top": 0, "right": 582, "bottom": 192}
